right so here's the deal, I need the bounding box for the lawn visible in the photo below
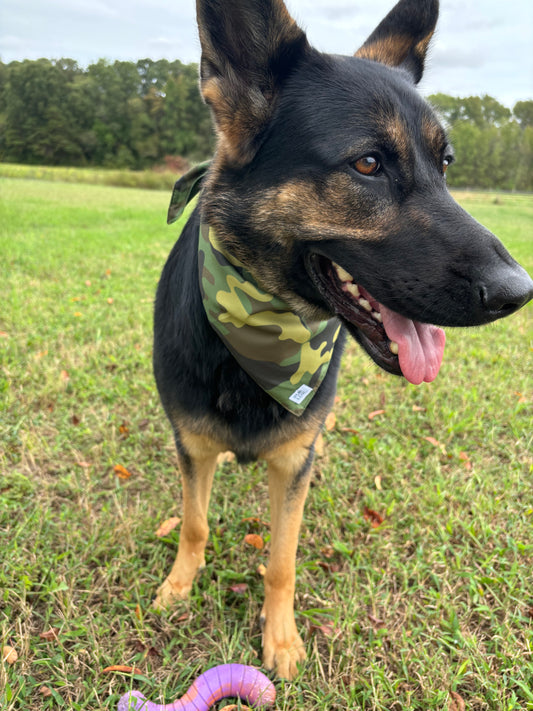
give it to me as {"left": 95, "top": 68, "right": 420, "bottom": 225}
{"left": 0, "top": 177, "right": 532, "bottom": 710}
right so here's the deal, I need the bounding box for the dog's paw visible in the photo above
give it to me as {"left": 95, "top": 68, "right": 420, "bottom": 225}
{"left": 261, "top": 612, "right": 306, "bottom": 680}
{"left": 152, "top": 577, "right": 192, "bottom": 610}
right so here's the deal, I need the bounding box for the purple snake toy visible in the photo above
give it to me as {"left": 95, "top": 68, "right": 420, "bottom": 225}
{"left": 117, "top": 664, "right": 276, "bottom": 711}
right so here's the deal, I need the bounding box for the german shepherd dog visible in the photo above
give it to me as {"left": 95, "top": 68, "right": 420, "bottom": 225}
{"left": 153, "top": 0, "right": 533, "bottom": 679}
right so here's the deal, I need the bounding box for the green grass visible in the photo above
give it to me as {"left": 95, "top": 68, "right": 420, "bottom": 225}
{"left": 1, "top": 176, "right": 532, "bottom": 710}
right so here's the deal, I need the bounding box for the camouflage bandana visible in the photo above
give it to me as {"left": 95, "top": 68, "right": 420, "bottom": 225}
{"left": 168, "top": 164, "right": 341, "bottom": 416}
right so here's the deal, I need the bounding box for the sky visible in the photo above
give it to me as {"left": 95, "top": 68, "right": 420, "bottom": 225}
{"left": 1, "top": 0, "right": 532, "bottom": 108}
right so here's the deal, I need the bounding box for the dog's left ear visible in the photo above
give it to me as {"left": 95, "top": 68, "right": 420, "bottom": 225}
{"left": 197, "top": 0, "right": 310, "bottom": 166}
{"left": 355, "top": 0, "right": 439, "bottom": 83}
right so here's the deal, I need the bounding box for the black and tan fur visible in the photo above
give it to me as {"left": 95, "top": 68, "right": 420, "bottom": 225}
{"left": 152, "top": 0, "right": 533, "bottom": 679}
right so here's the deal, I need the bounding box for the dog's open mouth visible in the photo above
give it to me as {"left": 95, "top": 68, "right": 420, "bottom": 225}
{"left": 308, "top": 256, "right": 446, "bottom": 385}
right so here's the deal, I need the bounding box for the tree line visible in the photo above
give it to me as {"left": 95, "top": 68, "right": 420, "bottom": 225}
{"left": 0, "top": 58, "right": 532, "bottom": 190}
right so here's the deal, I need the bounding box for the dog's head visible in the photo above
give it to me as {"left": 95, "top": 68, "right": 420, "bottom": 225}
{"left": 196, "top": 0, "right": 533, "bottom": 384}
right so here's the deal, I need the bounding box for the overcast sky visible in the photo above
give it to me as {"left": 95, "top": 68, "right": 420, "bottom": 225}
{"left": 1, "top": 0, "right": 532, "bottom": 107}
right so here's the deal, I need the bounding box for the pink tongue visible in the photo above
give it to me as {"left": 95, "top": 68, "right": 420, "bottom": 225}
{"left": 379, "top": 305, "right": 446, "bottom": 385}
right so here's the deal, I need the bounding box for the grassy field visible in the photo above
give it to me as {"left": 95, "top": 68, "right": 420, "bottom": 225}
{"left": 0, "top": 176, "right": 532, "bottom": 711}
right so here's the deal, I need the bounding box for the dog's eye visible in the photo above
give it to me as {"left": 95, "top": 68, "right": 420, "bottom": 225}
{"left": 442, "top": 155, "right": 454, "bottom": 175}
{"left": 353, "top": 155, "right": 381, "bottom": 176}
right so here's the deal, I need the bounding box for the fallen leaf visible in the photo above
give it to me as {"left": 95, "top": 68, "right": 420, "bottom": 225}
{"left": 412, "top": 405, "right": 426, "bottom": 412}
{"left": 60, "top": 370, "right": 70, "bottom": 382}
{"left": 458, "top": 451, "right": 472, "bottom": 470}
{"left": 71, "top": 414, "right": 80, "bottom": 425}
{"left": 244, "top": 533, "right": 264, "bottom": 550}
{"left": 39, "top": 686, "right": 53, "bottom": 697}
{"left": 155, "top": 517, "right": 181, "bottom": 537}
{"left": 318, "top": 560, "right": 342, "bottom": 574}
{"left": 220, "top": 706, "right": 252, "bottom": 711}
{"left": 114, "top": 464, "right": 132, "bottom": 480}
{"left": 310, "top": 622, "right": 338, "bottom": 638}
{"left": 76, "top": 461, "right": 91, "bottom": 468}
{"left": 0, "top": 331, "right": 9, "bottom": 338}
{"left": 363, "top": 506, "right": 384, "bottom": 528}
{"left": 229, "top": 583, "right": 248, "bottom": 594}
{"left": 374, "top": 475, "right": 382, "bottom": 491}
{"left": 340, "top": 427, "right": 360, "bottom": 435}
{"left": 2, "top": 646, "right": 18, "bottom": 665}
{"left": 367, "top": 613, "right": 385, "bottom": 628}
{"left": 448, "top": 691, "right": 466, "bottom": 711}
{"left": 325, "top": 412, "right": 336, "bottom": 431}
{"left": 119, "top": 423, "right": 129, "bottom": 436}
{"left": 102, "top": 665, "right": 143, "bottom": 675}
{"left": 368, "top": 409, "right": 385, "bottom": 420}
{"left": 39, "top": 627, "right": 60, "bottom": 641}
{"left": 424, "top": 436, "right": 447, "bottom": 454}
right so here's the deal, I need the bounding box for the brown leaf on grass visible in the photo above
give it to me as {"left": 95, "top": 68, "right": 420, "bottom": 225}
{"left": 340, "top": 427, "right": 360, "bottom": 435}
{"left": 368, "top": 408, "right": 385, "bottom": 421}
{"left": 39, "top": 686, "right": 53, "bottom": 697}
{"left": 363, "top": 506, "right": 384, "bottom": 528}
{"left": 2, "top": 646, "right": 18, "bottom": 665}
{"left": 367, "top": 613, "right": 385, "bottom": 628}
{"left": 374, "top": 475, "right": 383, "bottom": 491}
{"left": 318, "top": 560, "right": 342, "bottom": 574}
{"left": 76, "top": 461, "right": 91, "bottom": 468}
{"left": 309, "top": 622, "right": 339, "bottom": 638}
{"left": 368, "top": 409, "right": 385, "bottom": 420}
{"left": 60, "top": 370, "right": 70, "bottom": 382}
{"left": 102, "top": 665, "right": 143, "bottom": 675}
{"left": 113, "top": 464, "right": 132, "bottom": 479}
{"left": 458, "top": 451, "right": 472, "bottom": 470}
{"left": 412, "top": 405, "right": 426, "bottom": 412}
{"left": 39, "top": 627, "right": 60, "bottom": 641}
{"left": 244, "top": 533, "right": 264, "bottom": 550}
{"left": 71, "top": 414, "right": 80, "bottom": 425}
{"left": 119, "top": 422, "right": 129, "bottom": 436}
{"left": 424, "top": 436, "right": 447, "bottom": 454}
{"left": 0, "top": 331, "right": 9, "bottom": 338}
{"left": 325, "top": 412, "right": 336, "bottom": 431}
{"left": 448, "top": 691, "right": 466, "bottom": 711}
{"left": 155, "top": 517, "right": 181, "bottom": 537}
{"left": 229, "top": 583, "right": 248, "bottom": 594}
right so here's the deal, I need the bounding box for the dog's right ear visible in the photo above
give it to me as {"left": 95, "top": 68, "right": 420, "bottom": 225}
{"left": 196, "top": 0, "right": 309, "bottom": 166}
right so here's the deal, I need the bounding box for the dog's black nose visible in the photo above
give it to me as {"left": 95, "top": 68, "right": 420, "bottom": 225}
{"left": 477, "top": 263, "right": 533, "bottom": 319}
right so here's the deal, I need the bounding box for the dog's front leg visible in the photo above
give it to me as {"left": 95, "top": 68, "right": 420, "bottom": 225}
{"left": 261, "top": 428, "right": 318, "bottom": 679}
{"left": 154, "top": 430, "right": 221, "bottom": 609}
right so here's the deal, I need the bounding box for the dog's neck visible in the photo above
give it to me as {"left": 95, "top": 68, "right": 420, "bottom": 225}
{"left": 198, "top": 220, "right": 341, "bottom": 415}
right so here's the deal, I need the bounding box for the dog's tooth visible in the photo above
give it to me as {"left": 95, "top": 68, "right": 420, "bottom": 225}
{"left": 334, "top": 263, "right": 353, "bottom": 283}
{"left": 389, "top": 341, "right": 399, "bottom": 355}
{"left": 359, "top": 298, "right": 372, "bottom": 312}
{"left": 345, "top": 282, "right": 360, "bottom": 298}
{"left": 372, "top": 311, "right": 382, "bottom": 323}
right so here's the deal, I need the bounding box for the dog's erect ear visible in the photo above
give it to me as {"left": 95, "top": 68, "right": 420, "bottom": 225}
{"left": 355, "top": 0, "right": 439, "bottom": 83}
{"left": 196, "top": 0, "right": 309, "bottom": 166}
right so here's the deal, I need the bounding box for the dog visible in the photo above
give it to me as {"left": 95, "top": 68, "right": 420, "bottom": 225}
{"left": 152, "top": 0, "right": 533, "bottom": 679}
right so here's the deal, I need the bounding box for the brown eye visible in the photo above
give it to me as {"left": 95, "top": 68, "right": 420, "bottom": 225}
{"left": 354, "top": 155, "right": 380, "bottom": 176}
